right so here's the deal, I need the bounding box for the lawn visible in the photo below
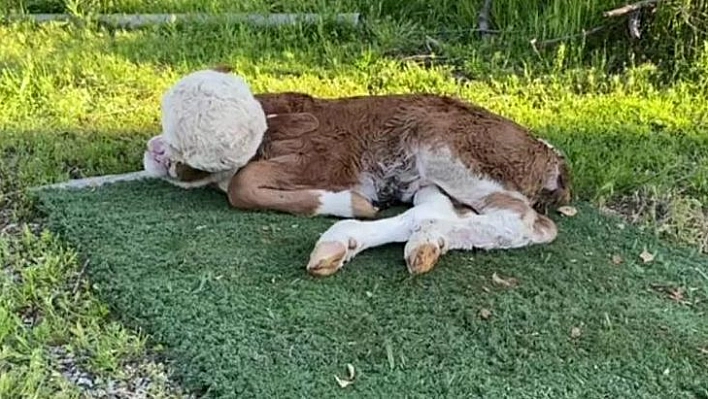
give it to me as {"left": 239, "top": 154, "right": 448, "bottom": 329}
{"left": 1, "top": 0, "right": 708, "bottom": 397}
{"left": 35, "top": 179, "right": 708, "bottom": 398}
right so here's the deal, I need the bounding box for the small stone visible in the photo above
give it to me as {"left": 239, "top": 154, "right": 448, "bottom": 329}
{"left": 77, "top": 376, "right": 94, "bottom": 388}
{"left": 570, "top": 327, "right": 582, "bottom": 338}
{"left": 479, "top": 308, "right": 492, "bottom": 320}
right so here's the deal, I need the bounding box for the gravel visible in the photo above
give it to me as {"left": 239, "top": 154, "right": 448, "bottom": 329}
{"left": 49, "top": 346, "right": 196, "bottom": 399}
{"left": 2, "top": 212, "right": 196, "bottom": 399}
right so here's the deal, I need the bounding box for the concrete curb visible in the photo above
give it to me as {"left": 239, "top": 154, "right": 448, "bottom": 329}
{"left": 30, "top": 171, "right": 154, "bottom": 192}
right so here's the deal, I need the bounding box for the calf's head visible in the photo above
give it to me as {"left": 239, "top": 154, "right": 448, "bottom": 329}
{"left": 535, "top": 138, "right": 572, "bottom": 211}
{"left": 143, "top": 68, "right": 268, "bottom": 190}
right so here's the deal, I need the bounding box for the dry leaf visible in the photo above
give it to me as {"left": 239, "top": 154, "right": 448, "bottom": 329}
{"left": 611, "top": 254, "right": 623, "bottom": 265}
{"left": 699, "top": 347, "right": 708, "bottom": 355}
{"left": 479, "top": 308, "right": 492, "bottom": 320}
{"left": 570, "top": 327, "right": 582, "bottom": 338}
{"left": 334, "top": 364, "right": 356, "bottom": 388}
{"left": 558, "top": 206, "right": 578, "bottom": 217}
{"left": 668, "top": 288, "right": 685, "bottom": 303}
{"left": 492, "top": 272, "right": 518, "bottom": 288}
{"left": 334, "top": 375, "right": 353, "bottom": 388}
{"left": 649, "top": 284, "right": 692, "bottom": 305}
{"left": 639, "top": 248, "right": 655, "bottom": 263}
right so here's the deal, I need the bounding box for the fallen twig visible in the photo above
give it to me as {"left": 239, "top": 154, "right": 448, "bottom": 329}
{"left": 3, "top": 12, "right": 361, "bottom": 29}
{"left": 628, "top": 10, "right": 642, "bottom": 39}
{"left": 72, "top": 260, "right": 89, "bottom": 295}
{"left": 478, "top": 0, "right": 493, "bottom": 39}
{"left": 603, "top": 0, "right": 659, "bottom": 18}
{"left": 399, "top": 54, "right": 449, "bottom": 61}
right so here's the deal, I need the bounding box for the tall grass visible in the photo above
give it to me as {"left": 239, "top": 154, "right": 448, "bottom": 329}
{"left": 2, "top": 0, "right": 706, "bottom": 81}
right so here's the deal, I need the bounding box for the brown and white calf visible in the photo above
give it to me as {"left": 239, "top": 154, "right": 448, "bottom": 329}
{"left": 146, "top": 90, "right": 572, "bottom": 276}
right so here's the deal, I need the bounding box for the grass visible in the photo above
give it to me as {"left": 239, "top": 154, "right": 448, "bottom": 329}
{"left": 37, "top": 180, "right": 708, "bottom": 398}
{"left": 1, "top": 0, "right": 708, "bottom": 396}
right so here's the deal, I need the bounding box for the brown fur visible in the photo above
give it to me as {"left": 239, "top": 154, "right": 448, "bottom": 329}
{"left": 227, "top": 92, "right": 570, "bottom": 213}
{"left": 158, "top": 81, "right": 573, "bottom": 276}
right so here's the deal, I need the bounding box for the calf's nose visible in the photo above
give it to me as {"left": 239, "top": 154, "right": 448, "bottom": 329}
{"left": 147, "top": 136, "right": 166, "bottom": 155}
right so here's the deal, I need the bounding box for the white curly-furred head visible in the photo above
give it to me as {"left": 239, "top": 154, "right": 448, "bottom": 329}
{"left": 143, "top": 68, "right": 267, "bottom": 190}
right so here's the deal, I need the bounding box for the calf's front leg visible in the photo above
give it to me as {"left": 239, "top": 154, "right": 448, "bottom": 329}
{"left": 227, "top": 158, "right": 378, "bottom": 219}
{"left": 308, "top": 185, "right": 559, "bottom": 277}
{"left": 307, "top": 186, "right": 457, "bottom": 276}
{"left": 306, "top": 214, "right": 416, "bottom": 276}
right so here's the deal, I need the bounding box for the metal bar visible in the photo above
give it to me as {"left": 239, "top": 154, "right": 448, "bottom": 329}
{"left": 3, "top": 12, "right": 361, "bottom": 28}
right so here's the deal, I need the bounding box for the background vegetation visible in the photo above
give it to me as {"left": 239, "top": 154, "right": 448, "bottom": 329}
{"left": 1, "top": 0, "right": 707, "bottom": 397}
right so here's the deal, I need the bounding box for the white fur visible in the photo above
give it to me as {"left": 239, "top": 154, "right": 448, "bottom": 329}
{"left": 313, "top": 216, "right": 413, "bottom": 266}
{"left": 308, "top": 185, "right": 547, "bottom": 273}
{"left": 147, "top": 69, "right": 267, "bottom": 177}
{"left": 417, "top": 147, "right": 527, "bottom": 207}
{"left": 315, "top": 190, "right": 355, "bottom": 218}
{"left": 307, "top": 186, "right": 455, "bottom": 272}
{"left": 142, "top": 150, "right": 167, "bottom": 178}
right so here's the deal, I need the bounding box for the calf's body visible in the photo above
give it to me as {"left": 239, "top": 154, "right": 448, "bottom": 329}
{"left": 225, "top": 92, "right": 571, "bottom": 275}
{"left": 146, "top": 88, "right": 572, "bottom": 276}
{"left": 233, "top": 93, "right": 568, "bottom": 213}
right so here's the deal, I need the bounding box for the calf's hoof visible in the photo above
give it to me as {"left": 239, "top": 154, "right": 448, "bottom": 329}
{"left": 404, "top": 235, "right": 446, "bottom": 275}
{"left": 404, "top": 243, "right": 442, "bottom": 275}
{"left": 306, "top": 240, "right": 355, "bottom": 277}
{"left": 351, "top": 192, "right": 379, "bottom": 219}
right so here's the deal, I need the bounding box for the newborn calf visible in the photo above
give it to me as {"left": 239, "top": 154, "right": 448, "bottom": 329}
{"left": 144, "top": 69, "right": 571, "bottom": 276}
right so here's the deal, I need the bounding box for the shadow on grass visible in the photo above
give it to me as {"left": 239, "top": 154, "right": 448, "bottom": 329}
{"left": 97, "top": 21, "right": 380, "bottom": 76}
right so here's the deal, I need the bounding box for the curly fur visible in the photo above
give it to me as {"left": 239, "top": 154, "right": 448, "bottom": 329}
{"left": 143, "top": 69, "right": 267, "bottom": 181}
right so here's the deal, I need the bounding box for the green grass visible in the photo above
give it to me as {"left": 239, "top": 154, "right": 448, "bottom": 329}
{"left": 1, "top": 0, "right": 708, "bottom": 396}
{"left": 3, "top": 0, "right": 706, "bottom": 77}
{"left": 0, "top": 227, "right": 147, "bottom": 397}
{"left": 37, "top": 180, "right": 708, "bottom": 398}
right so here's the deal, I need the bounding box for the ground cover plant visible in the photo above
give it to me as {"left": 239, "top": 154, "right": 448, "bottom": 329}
{"left": 1, "top": 0, "right": 708, "bottom": 397}
{"left": 35, "top": 178, "right": 708, "bottom": 398}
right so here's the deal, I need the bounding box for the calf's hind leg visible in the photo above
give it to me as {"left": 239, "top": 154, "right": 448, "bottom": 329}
{"left": 403, "top": 203, "right": 554, "bottom": 274}
{"left": 419, "top": 151, "right": 559, "bottom": 247}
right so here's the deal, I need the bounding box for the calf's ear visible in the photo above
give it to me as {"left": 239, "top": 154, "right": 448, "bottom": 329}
{"left": 211, "top": 65, "right": 233, "bottom": 73}
{"left": 266, "top": 112, "right": 319, "bottom": 136}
